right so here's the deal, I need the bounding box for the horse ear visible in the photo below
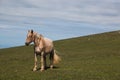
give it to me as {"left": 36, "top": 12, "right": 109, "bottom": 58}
{"left": 31, "top": 30, "right": 33, "bottom": 33}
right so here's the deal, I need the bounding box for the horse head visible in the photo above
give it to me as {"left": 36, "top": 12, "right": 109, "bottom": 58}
{"left": 25, "top": 30, "right": 35, "bottom": 46}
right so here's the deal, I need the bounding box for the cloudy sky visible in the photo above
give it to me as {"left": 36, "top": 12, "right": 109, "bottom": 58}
{"left": 0, "top": 0, "right": 120, "bottom": 48}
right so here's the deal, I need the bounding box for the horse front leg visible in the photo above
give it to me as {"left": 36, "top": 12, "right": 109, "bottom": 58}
{"left": 33, "top": 53, "right": 37, "bottom": 71}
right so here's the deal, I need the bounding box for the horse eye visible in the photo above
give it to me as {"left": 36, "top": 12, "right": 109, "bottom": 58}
{"left": 30, "top": 35, "right": 33, "bottom": 38}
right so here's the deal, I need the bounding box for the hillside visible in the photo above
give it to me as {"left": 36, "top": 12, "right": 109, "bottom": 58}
{"left": 0, "top": 31, "right": 120, "bottom": 80}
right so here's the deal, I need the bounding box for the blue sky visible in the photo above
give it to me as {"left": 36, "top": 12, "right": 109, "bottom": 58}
{"left": 0, "top": 0, "right": 120, "bottom": 48}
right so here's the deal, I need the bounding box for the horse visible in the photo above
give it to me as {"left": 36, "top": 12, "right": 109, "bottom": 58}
{"left": 25, "top": 30, "right": 61, "bottom": 72}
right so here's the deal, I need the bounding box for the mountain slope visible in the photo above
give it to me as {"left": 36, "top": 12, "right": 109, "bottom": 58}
{"left": 0, "top": 31, "right": 120, "bottom": 80}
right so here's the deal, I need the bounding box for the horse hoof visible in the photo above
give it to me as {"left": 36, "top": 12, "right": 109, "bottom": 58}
{"left": 40, "top": 69, "right": 44, "bottom": 72}
{"left": 50, "top": 65, "right": 53, "bottom": 69}
{"left": 33, "top": 68, "right": 37, "bottom": 71}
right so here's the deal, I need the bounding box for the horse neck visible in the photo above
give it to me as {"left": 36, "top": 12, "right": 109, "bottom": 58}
{"left": 34, "top": 34, "right": 45, "bottom": 47}
{"left": 33, "top": 32, "right": 40, "bottom": 46}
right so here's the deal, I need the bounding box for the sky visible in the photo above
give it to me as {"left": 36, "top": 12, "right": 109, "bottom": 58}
{"left": 0, "top": 0, "right": 120, "bottom": 48}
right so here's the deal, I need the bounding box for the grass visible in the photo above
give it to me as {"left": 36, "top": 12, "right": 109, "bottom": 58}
{"left": 0, "top": 31, "right": 120, "bottom": 80}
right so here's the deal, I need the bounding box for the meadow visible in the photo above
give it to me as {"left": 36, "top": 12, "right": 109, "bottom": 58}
{"left": 0, "top": 31, "right": 120, "bottom": 80}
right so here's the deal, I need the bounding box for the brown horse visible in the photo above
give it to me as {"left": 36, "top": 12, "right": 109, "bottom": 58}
{"left": 25, "top": 30, "right": 61, "bottom": 72}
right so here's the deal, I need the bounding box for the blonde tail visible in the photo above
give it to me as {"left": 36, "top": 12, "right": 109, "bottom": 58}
{"left": 53, "top": 50, "right": 61, "bottom": 64}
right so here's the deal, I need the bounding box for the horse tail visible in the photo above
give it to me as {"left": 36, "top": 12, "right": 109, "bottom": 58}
{"left": 53, "top": 50, "right": 61, "bottom": 64}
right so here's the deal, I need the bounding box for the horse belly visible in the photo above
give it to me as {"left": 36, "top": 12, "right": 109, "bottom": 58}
{"left": 44, "top": 46, "right": 53, "bottom": 53}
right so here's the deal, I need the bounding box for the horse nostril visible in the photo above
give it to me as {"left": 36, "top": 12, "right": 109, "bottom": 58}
{"left": 25, "top": 42, "right": 29, "bottom": 46}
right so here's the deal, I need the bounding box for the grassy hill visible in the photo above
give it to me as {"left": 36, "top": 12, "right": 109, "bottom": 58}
{"left": 0, "top": 31, "right": 120, "bottom": 80}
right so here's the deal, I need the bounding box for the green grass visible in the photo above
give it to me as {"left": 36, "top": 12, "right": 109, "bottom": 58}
{"left": 0, "top": 31, "right": 120, "bottom": 80}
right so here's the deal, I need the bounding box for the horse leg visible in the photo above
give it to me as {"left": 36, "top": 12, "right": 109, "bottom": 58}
{"left": 50, "top": 50, "right": 54, "bottom": 69}
{"left": 40, "top": 52, "right": 45, "bottom": 71}
{"left": 33, "top": 53, "right": 37, "bottom": 71}
{"left": 44, "top": 55, "right": 47, "bottom": 69}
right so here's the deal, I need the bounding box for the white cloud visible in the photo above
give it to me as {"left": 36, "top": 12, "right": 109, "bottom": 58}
{"left": 0, "top": 0, "right": 120, "bottom": 27}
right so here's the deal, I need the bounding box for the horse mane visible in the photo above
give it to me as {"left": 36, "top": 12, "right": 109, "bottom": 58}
{"left": 34, "top": 33, "right": 45, "bottom": 49}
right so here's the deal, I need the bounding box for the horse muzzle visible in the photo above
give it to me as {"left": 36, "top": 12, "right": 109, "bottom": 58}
{"left": 25, "top": 42, "right": 29, "bottom": 46}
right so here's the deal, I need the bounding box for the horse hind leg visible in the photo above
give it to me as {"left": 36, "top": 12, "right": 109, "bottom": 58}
{"left": 49, "top": 49, "right": 54, "bottom": 69}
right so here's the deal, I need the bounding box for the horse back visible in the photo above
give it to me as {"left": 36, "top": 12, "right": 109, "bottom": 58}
{"left": 43, "top": 38, "right": 54, "bottom": 53}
